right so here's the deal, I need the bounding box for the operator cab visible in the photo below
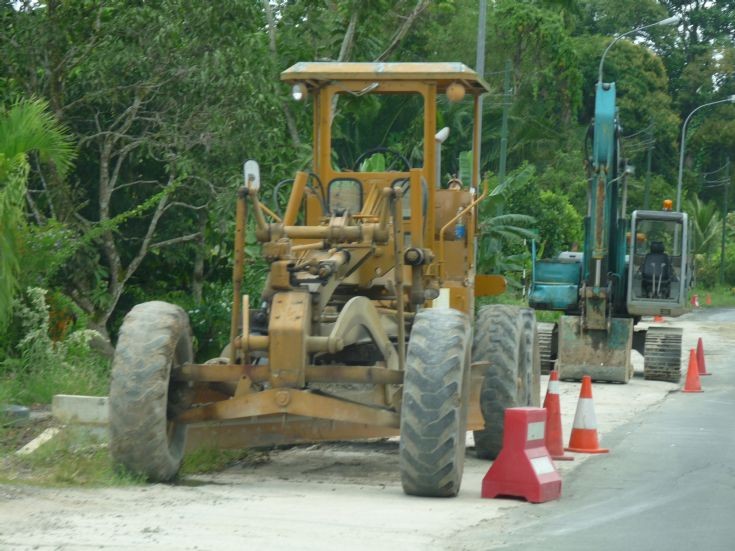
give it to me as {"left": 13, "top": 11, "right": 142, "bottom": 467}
{"left": 626, "top": 209, "right": 689, "bottom": 317}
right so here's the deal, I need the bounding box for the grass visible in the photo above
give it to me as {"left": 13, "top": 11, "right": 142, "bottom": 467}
{"left": 692, "top": 285, "right": 735, "bottom": 308}
{"left": 0, "top": 361, "right": 109, "bottom": 406}
{"left": 0, "top": 425, "right": 144, "bottom": 487}
{"left": 180, "top": 446, "right": 269, "bottom": 475}
{"left": 0, "top": 287, "right": 111, "bottom": 406}
{"left": 0, "top": 412, "right": 269, "bottom": 486}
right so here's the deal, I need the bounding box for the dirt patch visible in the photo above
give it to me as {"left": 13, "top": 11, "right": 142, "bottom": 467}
{"left": 0, "top": 408, "right": 55, "bottom": 452}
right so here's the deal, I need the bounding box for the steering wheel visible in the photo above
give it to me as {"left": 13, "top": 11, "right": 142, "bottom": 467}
{"left": 353, "top": 147, "right": 411, "bottom": 172}
{"left": 270, "top": 173, "right": 327, "bottom": 218}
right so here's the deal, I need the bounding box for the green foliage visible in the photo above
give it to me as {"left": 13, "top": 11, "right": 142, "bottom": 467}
{"left": 0, "top": 155, "right": 27, "bottom": 326}
{"left": 476, "top": 167, "right": 537, "bottom": 286}
{"left": 691, "top": 285, "right": 735, "bottom": 306}
{"left": 0, "top": 288, "right": 110, "bottom": 405}
{"left": 1, "top": 0, "right": 733, "bottom": 354}
{"left": 685, "top": 195, "right": 722, "bottom": 259}
{"left": 695, "top": 240, "right": 735, "bottom": 288}
{"left": 503, "top": 164, "right": 583, "bottom": 258}
{"left": 0, "top": 98, "right": 76, "bottom": 326}
{"left": 0, "top": 98, "right": 76, "bottom": 179}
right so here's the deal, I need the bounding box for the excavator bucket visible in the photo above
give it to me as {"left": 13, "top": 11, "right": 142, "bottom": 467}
{"left": 557, "top": 315, "right": 633, "bottom": 383}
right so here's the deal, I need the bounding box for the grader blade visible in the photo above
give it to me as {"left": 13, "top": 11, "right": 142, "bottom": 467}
{"left": 557, "top": 315, "right": 633, "bottom": 383}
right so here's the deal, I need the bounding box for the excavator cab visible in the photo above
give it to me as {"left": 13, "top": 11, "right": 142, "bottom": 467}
{"left": 627, "top": 209, "right": 689, "bottom": 316}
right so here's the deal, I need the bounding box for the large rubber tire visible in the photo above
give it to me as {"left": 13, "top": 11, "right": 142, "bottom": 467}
{"left": 400, "top": 308, "right": 471, "bottom": 497}
{"left": 472, "top": 305, "right": 535, "bottom": 459}
{"left": 110, "top": 301, "right": 193, "bottom": 481}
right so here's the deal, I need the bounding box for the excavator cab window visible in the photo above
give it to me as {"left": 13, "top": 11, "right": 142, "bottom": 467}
{"left": 628, "top": 214, "right": 685, "bottom": 303}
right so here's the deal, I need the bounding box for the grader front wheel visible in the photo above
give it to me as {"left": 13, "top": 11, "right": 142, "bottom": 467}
{"left": 109, "top": 301, "right": 193, "bottom": 481}
{"left": 472, "top": 305, "right": 536, "bottom": 459}
{"left": 399, "top": 308, "right": 471, "bottom": 497}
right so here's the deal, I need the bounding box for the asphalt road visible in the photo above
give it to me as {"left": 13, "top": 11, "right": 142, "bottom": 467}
{"left": 453, "top": 308, "right": 735, "bottom": 551}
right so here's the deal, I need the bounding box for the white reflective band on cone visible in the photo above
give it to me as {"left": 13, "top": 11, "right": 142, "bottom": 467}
{"left": 548, "top": 380, "right": 560, "bottom": 394}
{"left": 571, "top": 398, "right": 598, "bottom": 429}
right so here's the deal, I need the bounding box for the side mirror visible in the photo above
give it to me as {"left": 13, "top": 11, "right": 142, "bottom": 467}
{"left": 243, "top": 160, "right": 260, "bottom": 192}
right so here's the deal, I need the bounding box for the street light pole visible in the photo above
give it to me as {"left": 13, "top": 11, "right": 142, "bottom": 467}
{"left": 676, "top": 95, "right": 735, "bottom": 211}
{"left": 720, "top": 157, "right": 731, "bottom": 285}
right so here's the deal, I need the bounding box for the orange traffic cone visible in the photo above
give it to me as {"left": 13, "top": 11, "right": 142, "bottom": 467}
{"left": 654, "top": 315, "right": 665, "bottom": 323}
{"left": 566, "top": 376, "right": 609, "bottom": 454}
{"left": 682, "top": 348, "right": 703, "bottom": 393}
{"left": 543, "top": 371, "right": 574, "bottom": 461}
{"left": 696, "top": 338, "right": 711, "bottom": 376}
{"left": 706, "top": 294, "right": 712, "bottom": 306}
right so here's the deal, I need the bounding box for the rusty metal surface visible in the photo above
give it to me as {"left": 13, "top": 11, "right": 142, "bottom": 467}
{"left": 269, "top": 293, "right": 310, "bottom": 387}
{"left": 466, "top": 372, "right": 484, "bottom": 431}
{"left": 557, "top": 315, "right": 633, "bottom": 383}
{"left": 474, "top": 274, "right": 507, "bottom": 297}
{"left": 177, "top": 388, "right": 400, "bottom": 427}
{"left": 181, "top": 363, "right": 406, "bottom": 385}
{"left": 229, "top": 190, "right": 247, "bottom": 363}
{"left": 324, "top": 296, "right": 399, "bottom": 371}
{"left": 185, "top": 417, "right": 400, "bottom": 452}
{"left": 281, "top": 62, "right": 491, "bottom": 93}
{"left": 199, "top": 61, "right": 494, "bottom": 452}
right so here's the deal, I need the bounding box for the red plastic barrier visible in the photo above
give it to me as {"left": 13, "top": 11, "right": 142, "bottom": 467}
{"left": 481, "top": 407, "right": 562, "bottom": 503}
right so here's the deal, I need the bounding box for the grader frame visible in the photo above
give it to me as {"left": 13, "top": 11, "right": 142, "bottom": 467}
{"left": 110, "top": 62, "right": 537, "bottom": 497}
{"left": 187, "top": 63, "right": 494, "bottom": 443}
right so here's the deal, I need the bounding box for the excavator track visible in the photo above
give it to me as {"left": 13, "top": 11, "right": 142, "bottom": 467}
{"left": 537, "top": 322, "right": 556, "bottom": 375}
{"left": 643, "top": 326, "right": 683, "bottom": 383}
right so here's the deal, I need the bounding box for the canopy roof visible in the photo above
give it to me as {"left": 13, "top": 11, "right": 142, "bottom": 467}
{"left": 281, "top": 62, "right": 490, "bottom": 94}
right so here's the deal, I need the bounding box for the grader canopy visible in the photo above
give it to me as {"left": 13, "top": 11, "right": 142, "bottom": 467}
{"left": 109, "top": 62, "right": 539, "bottom": 497}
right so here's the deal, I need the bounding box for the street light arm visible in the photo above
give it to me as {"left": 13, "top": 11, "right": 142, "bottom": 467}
{"left": 598, "top": 28, "right": 639, "bottom": 84}
{"left": 676, "top": 96, "right": 735, "bottom": 210}
{"left": 598, "top": 15, "right": 681, "bottom": 84}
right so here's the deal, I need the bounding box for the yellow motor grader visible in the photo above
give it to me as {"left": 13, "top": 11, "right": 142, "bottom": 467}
{"left": 109, "top": 62, "right": 540, "bottom": 497}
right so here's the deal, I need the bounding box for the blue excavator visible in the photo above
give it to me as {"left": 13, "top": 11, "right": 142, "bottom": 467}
{"left": 528, "top": 75, "right": 690, "bottom": 383}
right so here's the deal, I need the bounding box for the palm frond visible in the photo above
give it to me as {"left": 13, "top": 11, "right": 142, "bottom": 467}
{"left": 0, "top": 98, "right": 76, "bottom": 179}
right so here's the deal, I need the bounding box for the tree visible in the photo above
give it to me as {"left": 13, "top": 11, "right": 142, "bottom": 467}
{"left": 0, "top": 98, "right": 75, "bottom": 325}
{"left": 0, "top": 0, "right": 439, "bottom": 339}
{"left": 685, "top": 195, "right": 722, "bottom": 260}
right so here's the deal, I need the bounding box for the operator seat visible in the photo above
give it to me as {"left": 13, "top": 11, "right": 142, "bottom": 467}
{"left": 641, "top": 241, "right": 671, "bottom": 298}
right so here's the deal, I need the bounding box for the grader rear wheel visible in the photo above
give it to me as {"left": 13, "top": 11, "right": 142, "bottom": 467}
{"left": 472, "top": 305, "right": 535, "bottom": 459}
{"left": 109, "top": 301, "right": 193, "bottom": 481}
{"left": 399, "top": 308, "right": 471, "bottom": 497}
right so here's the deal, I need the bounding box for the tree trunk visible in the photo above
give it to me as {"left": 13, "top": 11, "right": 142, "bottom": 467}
{"left": 192, "top": 210, "right": 207, "bottom": 305}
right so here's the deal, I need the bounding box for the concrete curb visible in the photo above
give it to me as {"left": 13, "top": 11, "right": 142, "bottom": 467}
{"left": 52, "top": 395, "right": 109, "bottom": 425}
